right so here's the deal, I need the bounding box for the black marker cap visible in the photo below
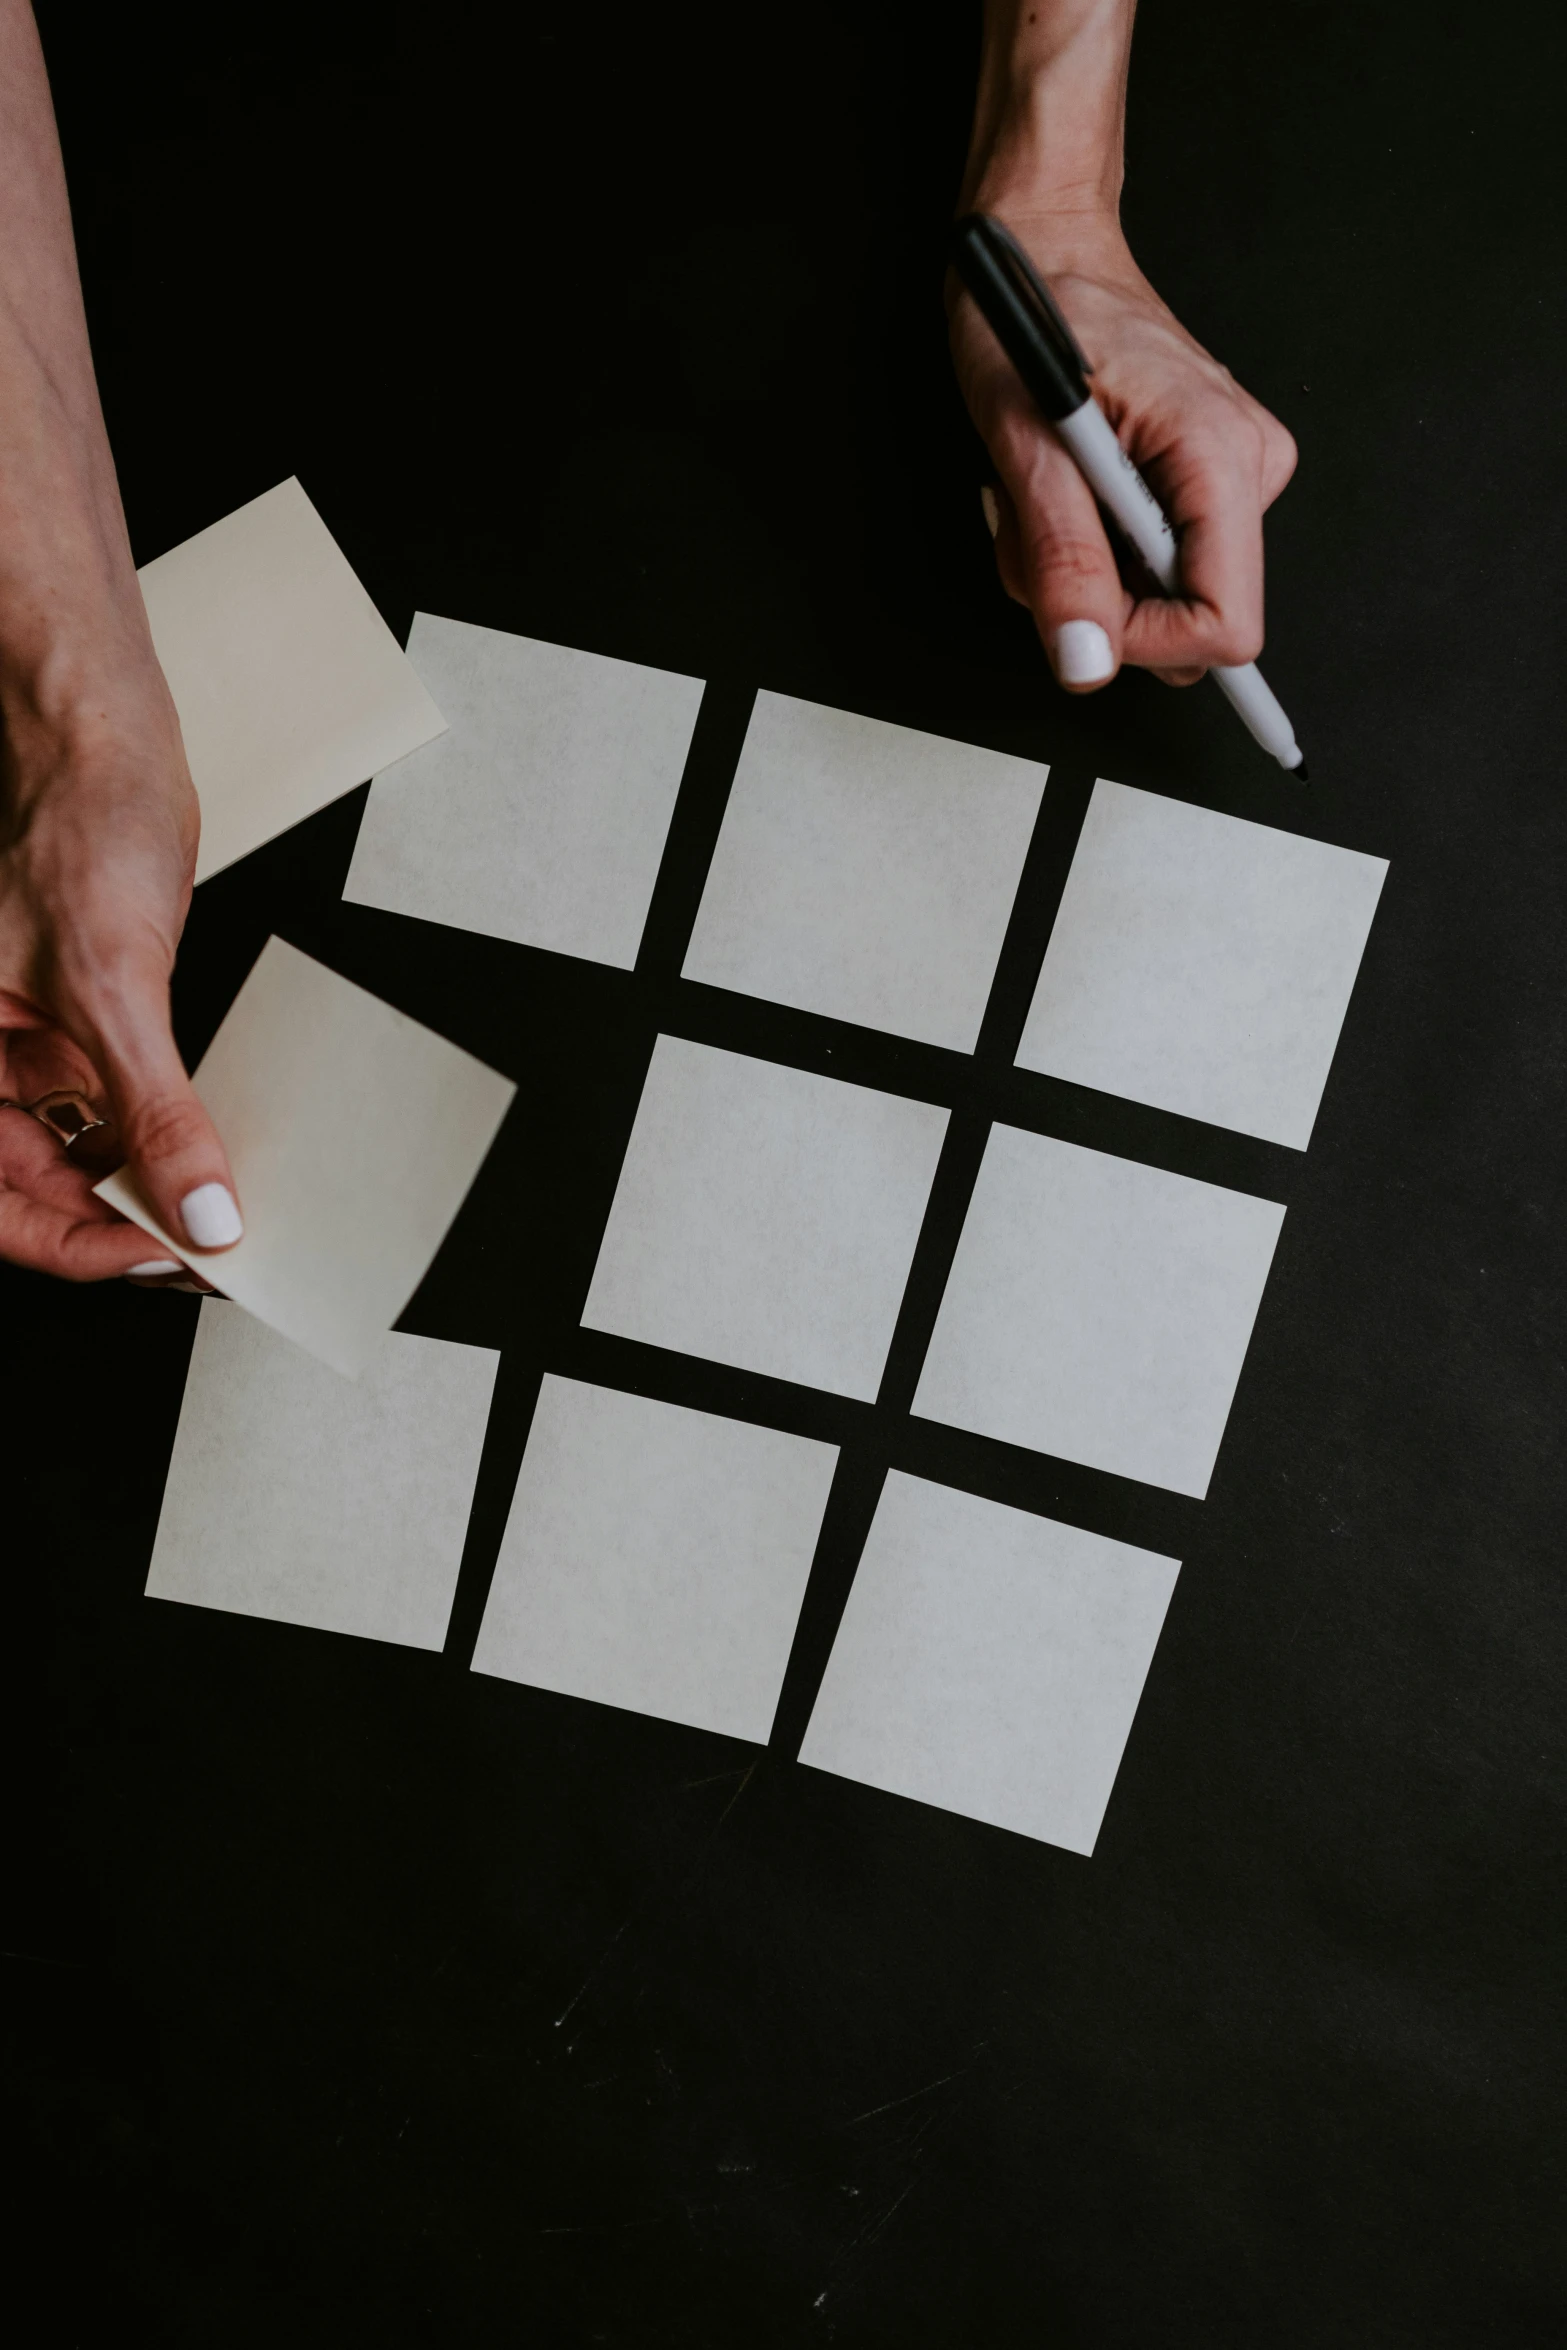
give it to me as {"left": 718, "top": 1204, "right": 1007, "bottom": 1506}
{"left": 950, "top": 213, "right": 1092, "bottom": 423}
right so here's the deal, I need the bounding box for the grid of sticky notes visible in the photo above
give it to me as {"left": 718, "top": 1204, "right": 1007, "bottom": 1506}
{"left": 138, "top": 505, "right": 1387, "bottom": 1858}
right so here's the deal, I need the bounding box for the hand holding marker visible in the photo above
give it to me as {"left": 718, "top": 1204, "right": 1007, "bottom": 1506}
{"left": 952, "top": 213, "right": 1307, "bottom": 779}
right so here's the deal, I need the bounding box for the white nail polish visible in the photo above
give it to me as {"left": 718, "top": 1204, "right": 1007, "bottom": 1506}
{"left": 1053, "top": 619, "right": 1115, "bottom": 684}
{"left": 179, "top": 1182, "right": 243, "bottom": 1249}
{"left": 127, "top": 1259, "right": 184, "bottom": 1278}
{"left": 980, "top": 484, "right": 1000, "bottom": 539}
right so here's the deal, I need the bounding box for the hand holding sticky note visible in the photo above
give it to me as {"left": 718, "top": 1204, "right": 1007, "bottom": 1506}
{"left": 95, "top": 939, "right": 515, "bottom": 1376}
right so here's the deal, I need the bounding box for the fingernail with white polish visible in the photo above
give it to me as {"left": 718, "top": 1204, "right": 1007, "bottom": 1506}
{"left": 127, "top": 1258, "right": 184, "bottom": 1279}
{"left": 980, "top": 484, "right": 1000, "bottom": 539}
{"left": 1052, "top": 619, "right": 1115, "bottom": 684}
{"left": 180, "top": 1183, "right": 243, "bottom": 1249}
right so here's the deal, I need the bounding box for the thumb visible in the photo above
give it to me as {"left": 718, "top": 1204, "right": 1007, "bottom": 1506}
{"left": 998, "top": 427, "right": 1129, "bottom": 694}
{"left": 90, "top": 957, "right": 243, "bottom": 1254}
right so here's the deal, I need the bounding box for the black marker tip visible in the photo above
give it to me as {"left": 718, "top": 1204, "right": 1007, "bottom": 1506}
{"left": 1293, "top": 757, "right": 1310, "bottom": 783}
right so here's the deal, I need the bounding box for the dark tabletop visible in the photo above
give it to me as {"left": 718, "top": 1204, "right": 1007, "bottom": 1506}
{"left": 10, "top": 4, "right": 1564, "bottom": 2342}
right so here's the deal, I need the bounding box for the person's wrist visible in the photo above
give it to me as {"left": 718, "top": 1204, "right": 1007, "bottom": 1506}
{"left": 0, "top": 589, "right": 161, "bottom": 713}
{"left": 961, "top": 3, "right": 1135, "bottom": 235}
{"left": 0, "top": 625, "right": 189, "bottom": 840}
{"left": 964, "top": 143, "right": 1135, "bottom": 277}
{"left": 0, "top": 579, "right": 170, "bottom": 729}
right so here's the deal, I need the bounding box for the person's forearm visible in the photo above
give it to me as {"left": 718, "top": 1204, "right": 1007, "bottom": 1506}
{"left": 0, "top": 0, "right": 155, "bottom": 766}
{"left": 950, "top": 0, "right": 1297, "bottom": 694}
{"left": 0, "top": 3, "right": 242, "bottom": 1279}
{"left": 959, "top": 0, "right": 1138, "bottom": 262}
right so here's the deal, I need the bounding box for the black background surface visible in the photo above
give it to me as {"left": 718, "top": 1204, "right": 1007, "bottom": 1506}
{"left": 8, "top": 3, "right": 1565, "bottom": 2341}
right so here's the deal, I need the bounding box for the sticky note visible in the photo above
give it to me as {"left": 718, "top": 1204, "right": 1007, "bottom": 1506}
{"left": 472, "top": 1375, "right": 837, "bottom": 1742}
{"left": 801, "top": 1469, "right": 1179, "bottom": 1855}
{"left": 138, "top": 478, "right": 446, "bottom": 885}
{"left": 343, "top": 615, "right": 705, "bottom": 968}
{"left": 581, "top": 1036, "right": 948, "bottom": 1400}
{"left": 96, "top": 937, "right": 515, "bottom": 1378}
{"left": 682, "top": 691, "right": 1046, "bottom": 1050}
{"left": 1017, "top": 780, "right": 1388, "bottom": 1147}
{"left": 148, "top": 1301, "right": 498, "bottom": 1649}
{"left": 913, "top": 1126, "right": 1284, "bottom": 1498}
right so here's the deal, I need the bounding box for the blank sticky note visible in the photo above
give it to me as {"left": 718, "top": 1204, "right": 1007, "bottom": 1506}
{"left": 472, "top": 1376, "right": 837, "bottom": 1741}
{"left": 343, "top": 615, "right": 705, "bottom": 968}
{"left": 582, "top": 1037, "right": 948, "bottom": 1400}
{"left": 800, "top": 1471, "right": 1178, "bottom": 1856}
{"left": 913, "top": 1127, "right": 1284, "bottom": 1497}
{"left": 148, "top": 1301, "right": 498, "bottom": 1649}
{"left": 1018, "top": 780, "right": 1388, "bottom": 1147}
{"left": 96, "top": 937, "right": 515, "bottom": 1379}
{"left": 682, "top": 691, "right": 1046, "bottom": 1051}
{"left": 137, "top": 479, "right": 447, "bottom": 885}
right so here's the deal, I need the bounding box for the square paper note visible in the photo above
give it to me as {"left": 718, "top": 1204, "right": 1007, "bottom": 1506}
{"left": 683, "top": 691, "right": 1046, "bottom": 1051}
{"left": 801, "top": 1472, "right": 1178, "bottom": 1855}
{"left": 582, "top": 1036, "right": 949, "bottom": 1400}
{"left": 138, "top": 478, "right": 447, "bottom": 885}
{"left": 148, "top": 1301, "right": 498, "bottom": 1649}
{"left": 1017, "top": 779, "right": 1388, "bottom": 1147}
{"left": 472, "top": 1376, "right": 837, "bottom": 1742}
{"left": 97, "top": 937, "right": 515, "bottom": 1378}
{"left": 913, "top": 1127, "right": 1284, "bottom": 1497}
{"left": 343, "top": 615, "right": 705, "bottom": 968}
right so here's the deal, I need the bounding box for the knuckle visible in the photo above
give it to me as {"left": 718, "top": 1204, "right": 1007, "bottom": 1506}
{"left": 1029, "top": 536, "right": 1111, "bottom": 601}
{"left": 1183, "top": 418, "right": 1243, "bottom": 469}
{"left": 1192, "top": 409, "right": 1272, "bottom": 495}
{"left": 1209, "top": 617, "right": 1265, "bottom": 665}
{"left": 1140, "top": 603, "right": 1262, "bottom": 671}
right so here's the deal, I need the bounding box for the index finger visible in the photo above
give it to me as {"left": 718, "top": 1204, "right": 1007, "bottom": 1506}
{"left": 0, "top": 1105, "right": 179, "bottom": 1281}
{"left": 1120, "top": 431, "right": 1267, "bottom": 675}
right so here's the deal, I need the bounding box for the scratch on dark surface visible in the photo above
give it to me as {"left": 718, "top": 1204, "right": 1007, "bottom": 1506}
{"left": 863, "top": 2176, "right": 919, "bottom": 2244}
{"left": 710, "top": 1762, "right": 758, "bottom": 1831}
{"left": 834, "top": 2167, "right": 928, "bottom": 2275}
{"left": 841, "top": 2063, "right": 972, "bottom": 2129}
{"left": 814, "top": 2172, "right": 926, "bottom": 2323}
{"left": 553, "top": 1761, "right": 759, "bottom": 2031}
{"left": 553, "top": 1913, "right": 636, "bottom": 2033}
{"left": 811, "top": 2047, "right": 993, "bottom": 2316}
{"left": 2, "top": 1947, "right": 91, "bottom": 1969}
